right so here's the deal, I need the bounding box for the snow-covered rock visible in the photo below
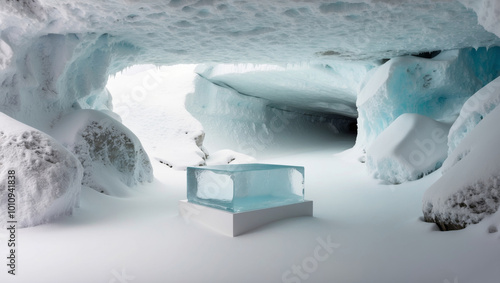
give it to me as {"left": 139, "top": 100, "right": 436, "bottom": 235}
{"left": 356, "top": 47, "right": 500, "bottom": 149}
{"left": 423, "top": 104, "right": 500, "bottom": 230}
{"left": 0, "top": 112, "right": 83, "bottom": 228}
{"left": 448, "top": 76, "right": 500, "bottom": 154}
{"left": 366, "top": 114, "right": 450, "bottom": 184}
{"left": 51, "top": 109, "right": 153, "bottom": 196}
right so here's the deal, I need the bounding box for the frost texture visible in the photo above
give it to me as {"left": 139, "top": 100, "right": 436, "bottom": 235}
{"left": 447, "top": 76, "right": 500, "bottom": 154}
{"left": 356, "top": 48, "right": 500, "bottom": 149}
{"left": 51, "top": 110, "right": 153, "bottom": 196}
{"left": 366, "top": 114, "right": 450, "bottom": 184}
{"left": 0, "top": 113, "right": 83, "bottom": 228}
{"left": 423, "top": 104, "right": 500, "bottom": 230}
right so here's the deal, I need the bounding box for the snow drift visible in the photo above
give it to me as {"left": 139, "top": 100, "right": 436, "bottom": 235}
{"left": 448, "top": 76, "right": 500, "bottom": 154}
{"left": 423, "top": 85, "right": 500, "bottom": 230}
{"left": 366, "top": 114, "right": 450, "bottom": 184}
{"left": 0, "top": 112, "right": 83, "bottom": 228}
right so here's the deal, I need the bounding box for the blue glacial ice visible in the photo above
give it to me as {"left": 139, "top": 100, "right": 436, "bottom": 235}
{"left": 187, "top": 164, "right": 304, "bottom": 213}
{"left": 356, "top": 48, "right": 500, "bottom": 149}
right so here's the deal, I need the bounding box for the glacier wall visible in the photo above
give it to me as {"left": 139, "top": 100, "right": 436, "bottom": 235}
{"left": 356, "top": 47, "right": 500, "bottom": 149}
{"left": 196, "top": 62, "right": 376, "bottom": 118}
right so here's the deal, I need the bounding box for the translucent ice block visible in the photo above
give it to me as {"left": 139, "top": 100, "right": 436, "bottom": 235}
{"left": 187, "top": 164, "right": 305, "bottom": 213}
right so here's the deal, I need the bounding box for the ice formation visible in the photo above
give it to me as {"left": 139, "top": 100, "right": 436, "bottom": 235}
{"left": 366, "top": 114, "right": 450, "bottom": 184}
{"left": 196, "top": 62, "right": 375, "bottom": 117}
{"left": 51, "top": 109, "right": 153, "bottom": 196}
{"left": 0, "top": 112, "right": 83, "bottom": 228}
{"left": 356, "top": 48, "right": 500, "bottom": 149}
{"left": 423, "top": 103, "right": 500, "bottom": 230}
{"left": 187, "top": 164, "right": 304, "bottom": 213}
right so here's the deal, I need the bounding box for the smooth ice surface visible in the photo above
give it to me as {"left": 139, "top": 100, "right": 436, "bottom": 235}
{"left": 187, "top": 164, "right": 305, "bottom": 213}
{"left": 366, "top": 114, "right": 450, "bottom": 184}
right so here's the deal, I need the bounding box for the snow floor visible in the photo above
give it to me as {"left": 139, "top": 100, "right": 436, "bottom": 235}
{"left": 2, "top": 135, "right": 500, "bottom": 283}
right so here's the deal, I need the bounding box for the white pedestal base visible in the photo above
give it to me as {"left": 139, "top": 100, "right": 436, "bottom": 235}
{"left": 178, "top": 200, "right": 313, "bottom": 237}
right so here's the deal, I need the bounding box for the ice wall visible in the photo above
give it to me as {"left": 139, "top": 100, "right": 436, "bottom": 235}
{"left": 356, "top": 47, "right": 500, "bottom": 149}
{"left": 366, "top": 114, "right": 450, "bottom": 184}
{"left": 186, "top": 75, "right": 350, "bottom": 159}
{"left": 196, "top": 62, "right": 376, "bottom": 118}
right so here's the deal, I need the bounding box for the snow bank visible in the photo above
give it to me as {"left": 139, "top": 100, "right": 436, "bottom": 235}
{"left": 448, "top": 76, "right": 500, "bottom": 154}
{"left": 366, "top": 114, "right": 450, "bottom": 184}
{"left": 51, "top": 110, "right": 153, "bottom": 196}
{"left": 423, "top": 104, "right": 500, "bottom": 230}
{"left": 357, "top": 47, "right": 500, "bottom": 149}
{"left": 0, "top": 112, "right": 83, "bottom": 228}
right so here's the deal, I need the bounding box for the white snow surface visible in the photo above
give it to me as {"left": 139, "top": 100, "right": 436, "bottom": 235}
{"left": 448, "top": 75, "right": 500, "bottom": 154}
{"left": 0, "top": 112, "right": 83, "bottom": 228}
{"left": 423, "top": 102, "right": 500, "bottom": 229}
{"left": 1, "top": 134, "right": 500, "bottom": 283}
{"left": 366, "top": 113, "right": 450, "bottom": 184}
{"left": 356, "top": 48, "right": 500, "bottom": 149}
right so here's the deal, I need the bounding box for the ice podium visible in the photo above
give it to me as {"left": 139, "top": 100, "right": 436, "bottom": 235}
{"left": 179, "top": 164, "right": 313, "bottom": 236}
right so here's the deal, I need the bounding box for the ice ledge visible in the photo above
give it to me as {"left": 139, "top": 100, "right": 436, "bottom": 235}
{"left": 178, "top": 200, "right": 313, "bottom": 237}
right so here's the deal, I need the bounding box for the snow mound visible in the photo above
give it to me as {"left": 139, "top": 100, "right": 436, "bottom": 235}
{"left": 51, "top": 109, "right": 153, "bottom": 196}
{"left": 423, "top": 104, "right": 500, "bottom": 230}
{"left": 448, "top": 76, "right": 500, "bottom": 154}
{"left": 356, "top": 47, "right": 500, "bottom": 149}
{"left": 0, "top": 112, "right": 83, "bottom": 228}
{"left": 206, "top": 149, "right": 257, "bottom": 166}
{"left": 366, "top": 113, "right": 450, "bottom": 184}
